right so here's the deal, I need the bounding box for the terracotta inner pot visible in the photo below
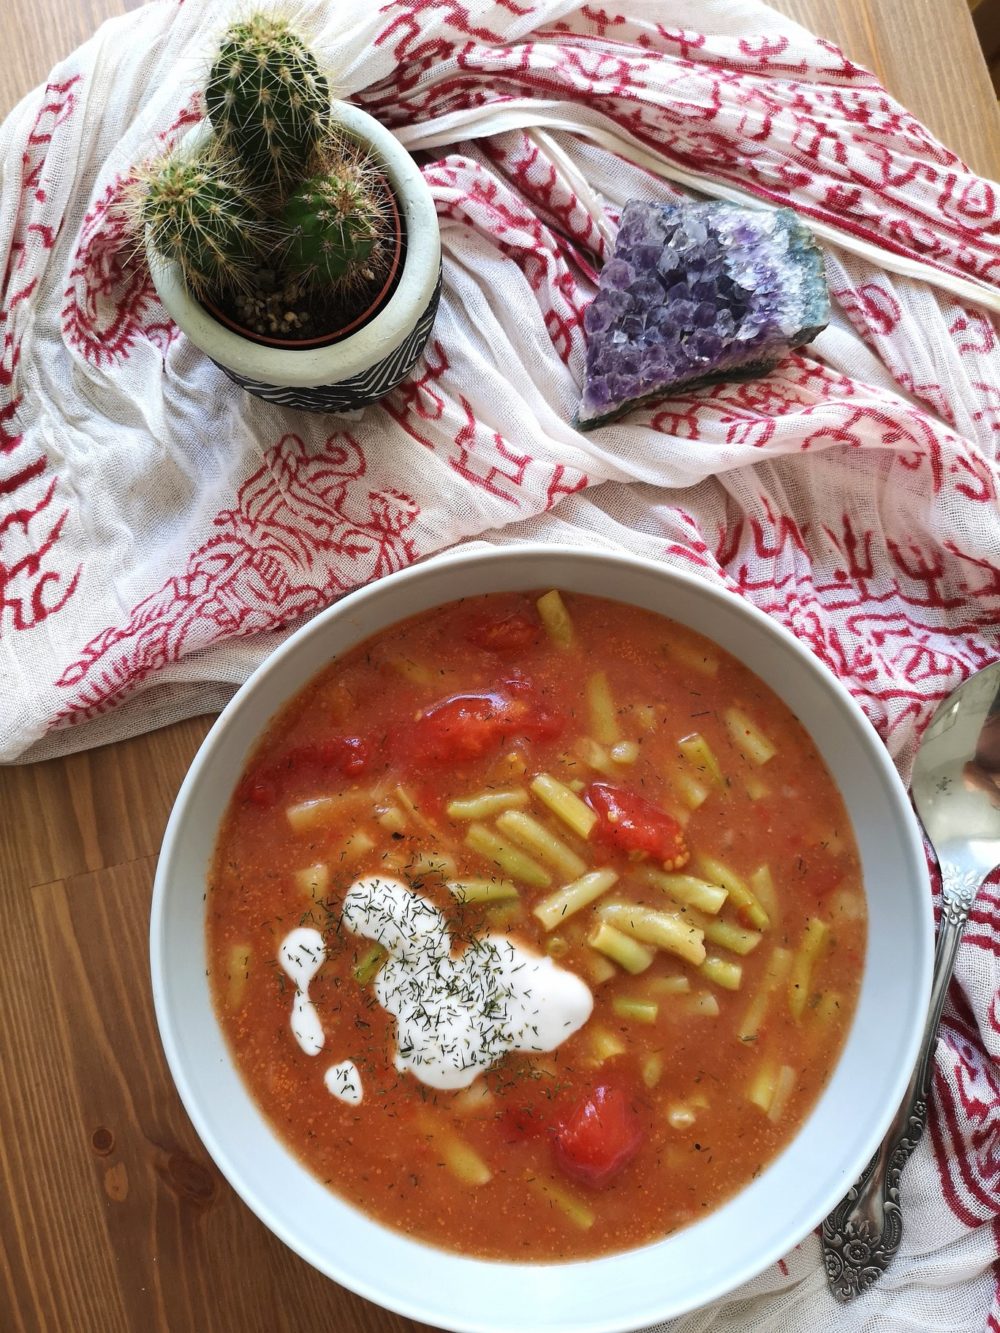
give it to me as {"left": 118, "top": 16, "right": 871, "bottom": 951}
{"left": 200, "top": 178, "right": 405, "bottom": 351}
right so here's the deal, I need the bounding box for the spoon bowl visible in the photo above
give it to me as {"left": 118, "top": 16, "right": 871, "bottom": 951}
{"left": 912, "top": 666, "right": 1000, "bottom": 882}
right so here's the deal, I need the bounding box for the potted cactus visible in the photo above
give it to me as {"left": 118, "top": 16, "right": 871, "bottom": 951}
{"left": 139, "top": 13, "right": 441, "bottom": 413}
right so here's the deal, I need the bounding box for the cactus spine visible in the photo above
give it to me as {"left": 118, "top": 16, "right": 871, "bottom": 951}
{"left": 206, "top": 14, "right": 329, "bottom": 187}
{"left": 140, "top": 151, "right": 265, "bottom": 297}
{"left": 282, "top": 157, "right": 386, "bottom": 287}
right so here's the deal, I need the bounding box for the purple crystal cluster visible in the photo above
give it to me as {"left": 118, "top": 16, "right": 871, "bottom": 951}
{"left": 578, "top": 199, "right": 829, "bottom": 429}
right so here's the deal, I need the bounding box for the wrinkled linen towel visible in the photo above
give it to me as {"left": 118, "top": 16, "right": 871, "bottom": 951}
{"left": 1, "top": 0, "right": 999, "bottom": 1329}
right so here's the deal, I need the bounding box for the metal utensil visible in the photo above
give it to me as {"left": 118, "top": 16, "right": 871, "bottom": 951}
{"left": 823, "top": 661, "right": 1000, "bottom": 1301}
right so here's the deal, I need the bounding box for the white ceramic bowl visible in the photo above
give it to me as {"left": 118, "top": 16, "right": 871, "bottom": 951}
{"left": 151, "top": 544, "right": 932, "bottom": 1333}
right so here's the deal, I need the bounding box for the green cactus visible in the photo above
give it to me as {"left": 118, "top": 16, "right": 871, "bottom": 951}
{"left": 206, "top": 14, "right": 330, "bottom": 187}
{"left": 140, "top": 150, "right": 267, "bottom": 298}
{"left": 139, "top": 12, "right": 396, "bottom": 333}
{"left": 281, "top": 160, "right": 387, "bottom": 288}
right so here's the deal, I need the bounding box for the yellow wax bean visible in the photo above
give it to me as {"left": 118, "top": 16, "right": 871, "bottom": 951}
{"left": 666, "top": 639, "right": 719, "bottom": 677}
{"left": 789, "top": 918, "right": 830, "bottom": 1020}
{"left": 389, "top": 657, "right": 433, "bottom": 687}
{"left": 667, "top": 1104, "right": 696, "bottom": 1130}
{"left": 527, "top": 1175, "right": 594, "bottom": 1230}
{"left": 573, "top": 736, "right": 621, "bottom": 777}
{"left": 588, "top": 921, "right": 655, "bottom": 974}
{"left": 353, "top": 944, "right": 388, "bottom": 986}
{"left": 748, "top": 1061, "right": 778, "bottom": 1112}
{"left": 694, "top": 853, "right": 769, "bottom": 930}
{"left": 673, "top": 769, "right": 709, "bottom": 810}
{"left": 465, "top": 823, "right": 551, "bottom": 888}
{"left": 724, "top": 707, "right": 776, "bottom": 766}
{"left": 534, "top": 869, "right": 618, "bottom": 932}
{"left": 702, "top": 917, "right": 763, "bottom": 956}
{"left": 678, "top": 733, "right": 724, "bottom": 787}
{"left": 495, "top": 809, "right": 587, "bottom": 880}
{"left": 530, "top": 773, "right": 597, "bottom": 839}
{"left": 744, "top": 774, "right": 770, "bottom": 801}
{"left": 611, "top": 740, "right": 640, "bottom": 765}
{"left": 584, "top": 952, "right": 618, "bottom": 985}
{"left": 447, "top": 878, "right": 520, "bottom": 904}
{"left": 294, "top": 863, "right": 330, "bottom": 898}
{"left": 612, "top": 996, "right": 658, "bottom": 1024}
{"left": 446, "top": 788, "right": 530, "bottom": 821}
{"left": 767, "top": 1065, "right": 797, "bottom": 1123}
{"left": 645, "top": 974, "right": 691, "bottom": 996}
{"left": 588, "top": 1025, "right": 626, "bottom": 1063}
{"left": 598, "top": 901, "right": 706, "bottom": 967}
{"left": 641, "top": 1053, "right": 663, "bottom": 1088}
{"left": 700, "top": 955, "right": 743, "bottom": 991}
{"left": 286, "top": 790, "right": 367, "bottom": 833}
{"left": 586, "top": 670, "right": 620, "bottom": 744}
{"left": 225, "top": 944, "right": 252, "bottom": 1007}
{"left": 536, "top": 590, "right": 575, "bottom": 649}
{"left": 376, "top": 804, "right": 407, "bottom": 834}
{"left": 737, "top": 946, "right": 793, "bottom": 1042}
{"left": 642, "top": 867, "right": 728, "bottom": 915}
{"left": 409, "top": 851, "right": 456, "bottom": 880}
{"left": 336, "top": 830, "right": 375, "bottom": 864}
{"left": 748, "top": 865, "right": 779, "bottom": 925}
{"left": 441, "top": 1136, "right": 492, "bottom": 1186}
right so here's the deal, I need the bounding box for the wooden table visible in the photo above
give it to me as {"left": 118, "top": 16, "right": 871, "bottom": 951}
{"left": 2, "top": 4, "right": 998, "bottom": 1331}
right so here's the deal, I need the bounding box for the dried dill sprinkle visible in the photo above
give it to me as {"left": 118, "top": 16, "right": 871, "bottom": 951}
{"left": 338, "top": 876, "right": 592, "bottom": 1090}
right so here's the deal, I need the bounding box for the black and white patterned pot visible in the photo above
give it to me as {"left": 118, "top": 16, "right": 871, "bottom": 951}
{"left": 214, "top": 269, "right": 442, "bottom": 413}
{"left": 148, "top": 103, "right": 442, "bottom": 416}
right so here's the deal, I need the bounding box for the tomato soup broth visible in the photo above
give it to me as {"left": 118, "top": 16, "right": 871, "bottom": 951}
{"left": 208, "top": 591, "right": 866, "bottom": 1260}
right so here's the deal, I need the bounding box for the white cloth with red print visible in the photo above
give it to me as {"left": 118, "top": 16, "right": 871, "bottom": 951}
{"left": 1, "top": 0, "right": 999, "bottom": 1326}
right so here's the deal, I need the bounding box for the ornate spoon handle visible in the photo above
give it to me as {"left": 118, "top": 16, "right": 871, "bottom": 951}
{"left": 821, "top": 880, "right": 975, "bottom": 1301}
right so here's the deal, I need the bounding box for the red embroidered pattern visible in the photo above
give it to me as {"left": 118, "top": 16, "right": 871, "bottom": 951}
{"left": 356, "top": 7, "right": 995, "bottom": 281}
{"left": 61, "top": 99, "right": 201, "bottom": 366}
{"left": 53, "top": 433, "right": 421, "bottom": 724}
{"left": 1, "top": 77, "right": 83, "bottom": 632}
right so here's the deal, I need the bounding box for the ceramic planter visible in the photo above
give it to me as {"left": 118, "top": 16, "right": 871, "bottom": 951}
{"left": 147, "top": 102, "right": 442, "bottom": 414}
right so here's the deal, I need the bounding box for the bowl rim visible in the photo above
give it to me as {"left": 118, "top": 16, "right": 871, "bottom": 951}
{"left": 150, "top": 542, "right": 932, "bottom": 1332}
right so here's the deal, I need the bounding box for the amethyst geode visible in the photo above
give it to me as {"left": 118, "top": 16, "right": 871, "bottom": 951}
{"left": 577, "top": 199, "right": 829, "bottom": 429}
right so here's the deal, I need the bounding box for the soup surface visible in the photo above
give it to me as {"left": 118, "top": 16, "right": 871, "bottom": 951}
{"left": 208, "top": 590, "right": 866, "bottom": 1260}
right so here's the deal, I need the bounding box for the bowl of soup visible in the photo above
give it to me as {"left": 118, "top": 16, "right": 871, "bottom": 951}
{"left": 150, "top": 543, "right": 931, "bottom": 1332}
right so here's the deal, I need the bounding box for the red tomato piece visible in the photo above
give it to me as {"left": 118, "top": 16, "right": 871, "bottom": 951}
{"left": 552, "top": 1084, "right": 644, "bottom": 1188}
{"left": 332, "top": 736, "right": 371, "bottom": 776}
{"left": 238, "top": 735, "right": 373, "bottom": 804}
{"left": 498, "top": 1104, "right": 550, "bottom": 1143}
{"left": 467, "top": 611, "right": 540, "bottom": 653}
{"left": 414, "top": 692, "right": 516, "bottom": 763}
{"left": 413, "top": 689, "right": 564, "bottom": 764}
{"left": 584, "top": 781, "right": 689, "bottom": 869}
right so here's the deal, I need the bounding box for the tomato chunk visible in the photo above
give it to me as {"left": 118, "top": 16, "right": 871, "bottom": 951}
{"left": 236, "top": 735, "right": 372, "bottom": 806}
{"left": 498, "top": 1103, "right": 550, "bottom": 1143}
{"left": 413, "top": 688, "right": 564, "bottom": 764}
{"left": 552, "top": 1084, "right": 644, "bottom": 1188}
{"left": 413, "top": 691, "right": 516, "bottom": 763}
{"left": 467, "top": 610, "right": 540, "bottom": 653}
{"left": 584, "top": 781, "right": 689, "bottom": 869}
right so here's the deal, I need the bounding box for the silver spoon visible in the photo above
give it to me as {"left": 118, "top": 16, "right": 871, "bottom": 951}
{"left": 822, "top": 661, "right": 1000, "bottom": 1300}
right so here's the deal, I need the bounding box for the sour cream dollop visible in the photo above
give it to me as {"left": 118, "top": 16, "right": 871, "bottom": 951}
{"left": 341, "top": 876, "right": 593, "bottom": 1090}
{"left": 325, "top": 1060, "right": 363, "bottom": 1105}
{"left": 278, "top": 927, "right": 326, "bottom": 1056}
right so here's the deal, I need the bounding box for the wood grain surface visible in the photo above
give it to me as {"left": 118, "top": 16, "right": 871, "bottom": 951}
{"left": 2, "top": 3, "right": 998, "bottom": 1332}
